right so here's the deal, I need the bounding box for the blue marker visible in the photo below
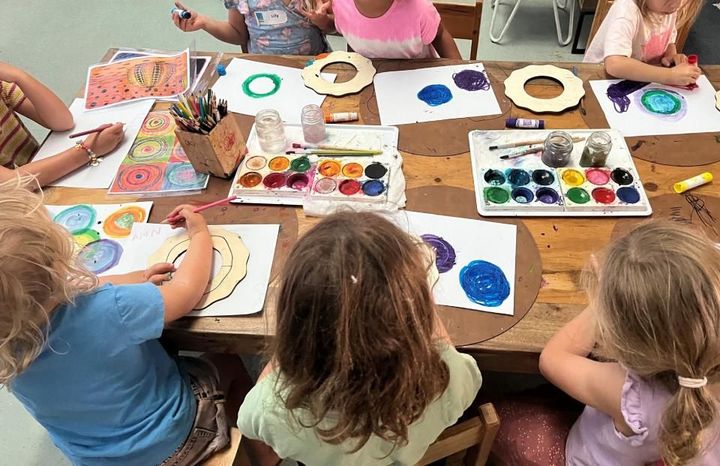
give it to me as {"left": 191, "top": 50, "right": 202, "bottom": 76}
{"left": 171, "top": 7, "right": 192, "bottom": 19}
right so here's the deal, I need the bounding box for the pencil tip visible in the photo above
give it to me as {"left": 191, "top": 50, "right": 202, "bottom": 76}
{"left": 489, "top": 146, "right": 498, "bottom": 150}
{"left": 500, "top": 155, "right": 508, "bottom": 160}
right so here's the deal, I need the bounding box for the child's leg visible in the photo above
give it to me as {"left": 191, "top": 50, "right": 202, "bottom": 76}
{"left": 201, "top": 353, "right": 254, "bottom": 426}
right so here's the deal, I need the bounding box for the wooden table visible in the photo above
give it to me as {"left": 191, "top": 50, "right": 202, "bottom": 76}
{"left": 46, "top": 53, "right": 720, "bottom": 373}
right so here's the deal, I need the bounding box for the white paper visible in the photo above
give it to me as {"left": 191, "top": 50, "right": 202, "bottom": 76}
{"left": 45, "top": 201, "right": 154, "bottom": 276}
{"left": 590, "top": 76, "right": 720, "bottom": 137}
{"left": 373, "top": 63, "right": 502, "bottom": 125}
{"left": 33, "top": 98, "right": 153, "bottom": 188}
{"left": 116, "top": 223, "right": 280, "bottom": 317}
{"left": 211, "top": 58, "right": 336, "bottom": 124}
{"left": 391, "top": 211, "right": 517, "bottom": 316}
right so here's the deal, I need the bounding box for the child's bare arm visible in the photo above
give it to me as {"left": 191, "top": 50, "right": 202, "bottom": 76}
{"left": 0, "top": 123, "right": 124, "bottom": 187}
{"left": 604, "top": 55, "right": 700, "bottom": 86}
{"left": 172, "top": 2, "right": 249, "bottom": 48}
{"left": 0, "top": 63, "right": 73, "bottom": 131}
{"left": 100, "top": 263, "right": 176, "bottom": 286}
{"left": 158, "top": 206, "right": 214, "bottom": 323}
{"left": 432, "top": 22, "right": 461, "bottom": 59}
{"left": 539, "top": 307, "right": 633, "bottom": 436}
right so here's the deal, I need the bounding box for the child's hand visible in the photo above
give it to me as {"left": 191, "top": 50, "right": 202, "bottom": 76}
{"left": 661, "top": 53, "right": 688, "bottom": 67}
{"left": 667, "top": 63, "right": 701, "bottom": 86}
{"left": 144, "top": 262, "right": 176, "bottom": 285}
{"left": 83, "top": 122, "right": 125, "bottom": 156}
{"left": 166, "top": 204, "right": 209, "bottom": 238}
{"left": 171, "top": 1, "right": 206, "bottom": 32}
{"left": 298, "top": 0, "right": 333, "bottom": 31}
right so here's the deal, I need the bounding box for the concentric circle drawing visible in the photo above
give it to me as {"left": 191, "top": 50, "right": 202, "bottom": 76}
{"left": 103, "top": 205, "right": 147, "bottom": 238}
{"left": 73, "top": 229, "right": 101, "bottom": 246}
{"left": 636, "top": 88, "right": 687, "bottom": 121}
{"left": 53, "top": 205, "right": 97, "bottom": 234}
{"left": 148, "top": 227, "right": 249, "bottom": 309}
{"left": 115, "top": 164, "right": 164, "bottom": 192}
{"left": 141, "top": 112, "right": 174, "bottom": 135}
{"left": 78, "top": 239, "right": 123, "bottom": 274}
{"left": 164, "top": 163, "right": 208, "bottom": 190}
{"left": 128, "top": 136, "right": 170, "bottom": 162}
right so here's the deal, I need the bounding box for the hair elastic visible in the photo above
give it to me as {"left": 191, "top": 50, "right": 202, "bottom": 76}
{"left": 678, "top": 376, "right": 708, "bottom": 389}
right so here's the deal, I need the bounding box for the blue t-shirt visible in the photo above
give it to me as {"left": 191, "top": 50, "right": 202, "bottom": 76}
{"left": 10, "top": 283, "right": 195, "bottom": 466}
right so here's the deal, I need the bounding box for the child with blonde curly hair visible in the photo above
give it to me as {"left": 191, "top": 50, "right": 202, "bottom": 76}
{"left": 0, "top": 178, "right": 249, "bottom": 465}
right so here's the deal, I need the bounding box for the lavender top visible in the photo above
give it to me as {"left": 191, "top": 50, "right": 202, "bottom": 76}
{"left": 566, "top": 371, "right": 720, "bottom": 465}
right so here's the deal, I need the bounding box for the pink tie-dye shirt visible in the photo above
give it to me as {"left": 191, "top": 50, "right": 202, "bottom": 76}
{"left": 333, "top": 0, "right": 441, "bottom": 59}
{"left": 584, "top": 0, "right": 677, "bottom": 65}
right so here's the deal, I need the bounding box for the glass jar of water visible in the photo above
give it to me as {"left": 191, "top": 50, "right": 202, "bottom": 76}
{"left": 542, "top": 131, "right": 574, "bottom": 168}
{"left": 255, "top": 109, "right": 286, "bottom": 153}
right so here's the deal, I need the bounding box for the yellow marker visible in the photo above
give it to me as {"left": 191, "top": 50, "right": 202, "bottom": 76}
{"left": 673, "top": 172, "right": 713, "bottom": 194}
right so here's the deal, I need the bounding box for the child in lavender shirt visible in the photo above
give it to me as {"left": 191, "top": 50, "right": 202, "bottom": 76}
{"left": 538, "top": 221, "right": 720, "bottom": 465}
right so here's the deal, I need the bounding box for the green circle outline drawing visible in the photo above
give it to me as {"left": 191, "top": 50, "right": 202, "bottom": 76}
{"left": 242, "top": 73, "right": 282, "bottom": 98}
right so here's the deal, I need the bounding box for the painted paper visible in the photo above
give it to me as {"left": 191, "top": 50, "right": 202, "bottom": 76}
{"left": 108, "top": 111, "right": 208, "bottom": 195}
{"left": 46, "top": 202, "right": 153, "bottom": 276}
{"left": 84, "top": 49, "right": 190, "bottom": 110}
{"left": 211, "top": 58, "right": 335, "bottom": 124}
{"left": 392, "top": 211, "right": 517, "bottom": 316}
{"left": 113, "top": 223, "right": 279, "bottom": 317}
{"left": 373, "top": 63, "right": 502, "bottom": 125}
{"left": 33, "top": 98, "right": 153, "bottom": 189}
{"left": 590, "top": 76, "right": 720, "bottom": 137}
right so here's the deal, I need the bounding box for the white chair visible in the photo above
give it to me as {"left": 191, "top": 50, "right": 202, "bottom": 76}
{"left": 489, "top": 0, "right": 576, "bottom": 46}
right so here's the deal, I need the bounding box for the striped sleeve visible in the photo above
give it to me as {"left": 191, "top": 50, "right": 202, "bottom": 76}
{"left": 1, "top": 81, "right": 25, "bottom": 109}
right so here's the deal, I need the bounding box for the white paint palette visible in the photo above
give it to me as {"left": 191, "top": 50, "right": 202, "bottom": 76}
{"left": 469, "top": 129, "right": 652, "bottom": 217}
{"left": 230, "top": 123, "right": 398, "bottom": 206}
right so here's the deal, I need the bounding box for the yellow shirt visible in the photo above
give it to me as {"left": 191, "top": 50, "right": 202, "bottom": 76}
{"left": 0, "top": 81, "right": 39, "bottom": 167}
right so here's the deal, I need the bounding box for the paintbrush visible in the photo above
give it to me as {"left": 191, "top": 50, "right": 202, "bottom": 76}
{"left": 499, "top": 146, "right": 543, "bottom": 160}
{"left": 490, "top": 136, "right": 585, "bottom": 151}
{"left": 572, "top": 66, "right": 587, "bottom": 116}
{"left": 292, "top": 143, "right": 376, "bottom": 152}
{"left": 163, "top": 195, "right": 237, "bottom": 224}
{"left": 287, "top": 149, "right": 382, "bottom": 156}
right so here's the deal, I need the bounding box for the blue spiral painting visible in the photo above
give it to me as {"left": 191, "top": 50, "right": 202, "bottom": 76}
{"left": 459, "top": 260, "right": 511, "bottom": 307}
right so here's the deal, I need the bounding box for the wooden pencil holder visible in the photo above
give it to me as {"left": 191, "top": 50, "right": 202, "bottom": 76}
{"left": 174, "top": 112, "right": 246, "bottom": 179}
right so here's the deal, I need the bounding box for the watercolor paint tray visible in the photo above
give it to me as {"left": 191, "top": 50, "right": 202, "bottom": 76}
{"left": 469, "top": 129, "right": 652, "bottom": 217}
{"left": 230, "top": 123, "right": 398, "bottom": 206}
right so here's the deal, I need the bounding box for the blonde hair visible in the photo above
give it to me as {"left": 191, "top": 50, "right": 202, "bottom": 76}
{"left": 586, "top": 221, "right": 720, "bottom": 466}
{"left": 636, "top": 0, "right": 703, "bottom": 28}
{"left": 0, "top": 177, "right": 96, "bottom": 385}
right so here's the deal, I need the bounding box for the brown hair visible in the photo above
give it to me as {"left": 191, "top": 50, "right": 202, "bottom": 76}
{"left": 635, "top": 0, "right": 703, "bottom": 28}
{"left": 586, "top": 221, "right": 720, "bottom": 466}
{"left": 0, "top": 177, "right": 96, "bottom": 385}
{"left": 272, "top": 211, "right": 450, "bottom": 451}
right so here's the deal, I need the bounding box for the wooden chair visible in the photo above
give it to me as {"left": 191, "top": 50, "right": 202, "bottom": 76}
{"left": 202, "top": 428, "right": 249, "bottom": 466}
{"left": 434, "top": 0, "right": 483, "bottom": 60}
{"left": 416, "top": 403, "right": 500, "bottom": 466}
{"left": 587, "top": 0, "right": 693, "bottom": 52}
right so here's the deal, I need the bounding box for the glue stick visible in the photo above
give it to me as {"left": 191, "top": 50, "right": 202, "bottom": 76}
{"left": 506, "top": 117, "right": 545, "bottom": 129}
{"left": 171, "top": 7, "right": 192, "bottom": 19}
{"left": 673, "top": 172, "right": 713, "bottom": 194}
{"left": 325, "top": 112, "right": 358, "bottom": 123}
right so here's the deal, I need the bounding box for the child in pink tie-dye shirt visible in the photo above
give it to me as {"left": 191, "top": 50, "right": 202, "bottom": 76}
{"left": 584, "top": 0, "right": 703, "bottom": 86}
{"left": 301, "top": 0, "right": 460, "bottom": 59}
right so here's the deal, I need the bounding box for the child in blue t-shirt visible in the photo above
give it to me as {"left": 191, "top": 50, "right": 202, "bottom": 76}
{"left": 171, "top": 0, "right": 328, "bottom": 55}
{"left": 0, "top": 178, "right": 246, "bottom": 465}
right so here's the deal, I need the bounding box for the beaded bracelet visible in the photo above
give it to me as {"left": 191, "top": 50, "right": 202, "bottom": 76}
{"left": 75, "top": 141, "right": 100, "bottom": 167}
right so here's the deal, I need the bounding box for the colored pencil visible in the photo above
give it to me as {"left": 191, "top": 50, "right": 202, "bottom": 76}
{"left": 164, "top": 195, "right": 238, "bottom": 223}
{"left": 68, "top": 123, "right": 114, "bottom": 139}
{"left": 490, "top": 136, "right": 585, "bottom": 151}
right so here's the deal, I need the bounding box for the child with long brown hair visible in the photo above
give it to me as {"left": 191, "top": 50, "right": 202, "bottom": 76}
{"left": 0, "top": 177, "right": 250, "bottom": 465}
{"left": 584, "top": 0, "right": 704, "bottom": 86}
{"left": 237, "top": 211, "right": 482, "bottom": 465}
{"left": 540, "top": 221, "right": 720, "bottom": 465}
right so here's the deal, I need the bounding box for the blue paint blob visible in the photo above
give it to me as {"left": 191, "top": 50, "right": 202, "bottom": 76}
{"left": 417, "top": 84, "right": 453, "bottom": 107}
{"left": 361, "top": 180, "right": 385, "bottom": 196}
{"left": 459, "top": 260, "right": 511, "bottom": 307}
{"left": 617, "top": 187, "right": 640, "bottom": 204}
{"left": 507, "top": 169, "right": 531, "bottom": 186}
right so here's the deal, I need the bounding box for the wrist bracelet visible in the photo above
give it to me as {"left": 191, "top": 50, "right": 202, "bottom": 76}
{"left": 76, "top": 141, "right": 100, "bottom": 167}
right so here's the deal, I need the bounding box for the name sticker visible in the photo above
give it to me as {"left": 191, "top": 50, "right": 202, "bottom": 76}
{"left": 254, "top": 10, "right": 288, "bottom": 26}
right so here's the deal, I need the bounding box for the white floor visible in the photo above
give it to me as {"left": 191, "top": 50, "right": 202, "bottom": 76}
{"left": 0, "top": 0, "right": 578, "bottom": 463}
